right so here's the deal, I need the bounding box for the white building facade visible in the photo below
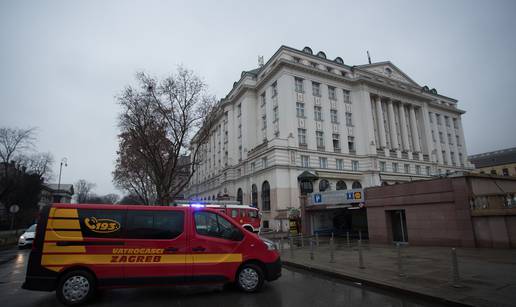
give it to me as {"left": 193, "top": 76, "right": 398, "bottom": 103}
{"left": 186, "top": 45, "right": 472, "bottom": 231}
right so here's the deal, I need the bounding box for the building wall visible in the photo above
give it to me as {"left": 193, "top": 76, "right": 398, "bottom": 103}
{"left": 366, "top": 177, "right": 476, "bottom": 247}
{"left": 475, "top": 163, "right": 516, "bottom": 177}
{"left": 187, "top": 46, "right": 472, "bottom": 229}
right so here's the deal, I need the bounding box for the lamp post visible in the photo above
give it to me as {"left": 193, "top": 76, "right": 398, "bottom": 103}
{"left": 57, "top": 158, "right": 68, "bottom": 202}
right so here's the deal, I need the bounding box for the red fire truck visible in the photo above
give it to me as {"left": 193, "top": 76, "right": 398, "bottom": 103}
{"left": 173, "top": 201, "right": 261, "bottom": 233}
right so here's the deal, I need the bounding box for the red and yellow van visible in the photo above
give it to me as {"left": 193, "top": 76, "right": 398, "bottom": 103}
{"left": 22, "top": 203, "right": 281, "bottom": 305}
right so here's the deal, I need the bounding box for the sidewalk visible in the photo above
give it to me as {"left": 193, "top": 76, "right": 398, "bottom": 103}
{"left": 275, "top": 237, "right": 516, "bottom": 307}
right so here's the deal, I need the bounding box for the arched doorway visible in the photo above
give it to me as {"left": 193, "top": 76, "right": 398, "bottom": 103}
{"left": 237, "top": 188, "right": 243, "bottom": 205}
{"left": 261, "top": 181, "right": 270, "bottom": 211}
{"left": 336, "top": 180, "right": 347, "bottom": 190}
{"left": 251, "top": 184, "right": 258, "bottom": 207}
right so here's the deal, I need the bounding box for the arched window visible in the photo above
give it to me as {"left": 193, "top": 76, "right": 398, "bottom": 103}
{"left": 237, "top": 188, "right": 243, "bottom": 205}
{"left": 319, "top": 179, "right": 330, "bottom": 192}
{"left": 251, "top": 184, "right": 258, "bottom": 208}
{"left": 261, "top": 181, "right": 271, "bottom": 211}
{"left": 336, "top": 180, "right": 347, "bottom": 190}
{"left": 352, "top": 181, "right": 362, "bottom": 189}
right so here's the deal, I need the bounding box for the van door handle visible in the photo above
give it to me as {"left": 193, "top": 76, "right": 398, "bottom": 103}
{"left": 165, "top": 247, "right": 179, "bottom": 252}
{"left": 192, "top": 246, "right": 205, "bottom": 252}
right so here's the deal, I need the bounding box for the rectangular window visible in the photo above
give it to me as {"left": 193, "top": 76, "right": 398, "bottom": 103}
{"left": 271, "top": 81, "right": 278, "bottom": 97}
{"left": 426, "top": 166, "right": 431, "bottom": 175}
{"left": 336, "top": 159, "right": 344, "bottom": 170}
{"left": 314, "top": 106, "right": 323, "bottom": 121}
{"left": 453, "top": 118, "right": 458, "bottom": 129}
{"left": 380, "top": 161, "right": 386, "bottom": 172}
{"left": 328, "top": 86, "right": 336, "bottom": 100}
{"left": 296, "top": 102, "right": 305, "bottom": 117}
{"left": 459, "top": 152, "right": 463, "bottom": 165}
{"left": 416, "top": 165, "right": 421, "bottom": 175}
{"left": 490, "top": 169, "right": 497, "bottom": 175}
{"left": 351, "top": 160, "right": 359, "bottom": 171}
{"left": 332, "top": 134, "right": 340, "bottom": 151}
{"left": 429, "top": 112, "right": 433, "bottom": 123}
{"left": 404, "top": 164, "right": 410, "bottom": 174}
{"left": 316, "top": 131, "right": 324, "bottom": 148}
{"left": 273, "top": 106, "right": 279, "bottom": 122}
{"left": 295, "top": 77, "right": 304, "bottom": 93}
{"left": 330, "top": 109, "right": 338, "bottom": 123}
{"left": 442, "top": 151, "right": 447, "bottom": 164}
{"left": 298, "top": 128, "right": 307, "bottom": 145}
{"left": 436, "top": 114, "right": 442, "bottom": 125}
{"left": 319, "top": 157, "right": 328, "bottom": 169}
{"left": 301, "top": 155, "right": 310, "bottom": 168}
{"left": 348, "top": 136, "right": 355, "bottom": 152}
{"left": 237, "top": 104, "right": 242, "bottom": 116}
{"left": 448, "top": 133, "right": 453, "bottom": 144}
{"left": 251, "top": 162, "right": 255, "bottom": 172}
{"left": 393, "top": 162, "right": 399, "bottom": 173}
{"left": 343, "top": 89, "right": 351, "bottom": 103}
{"left": 503, "top": 168, "right": 509, "bottom": 176}
{"left": 345, "top": 112, "right": 353, "bottom": 126}
{"left": 439, "top": 132, "right": 444, "bottom": 143}
{"left": 450, "top": 152, "right": 455, "bottom": 165}
{"left": 445, "top": 116, "right": 450, "bottom": 127}
{"left": 431, "top": 130, "right": 436, "bottom": 142}
{"left": 126, "top": 211, "right": 184, "bottom": 240}
{"left": 312, "top": 82, "right": 321, "bottom": 96}
{"left": 260, "top": 93, "right": 266, "bottom": 106}
{"left": 262, "top": 157, "right": 268, "bottom": 168}
{"left": 456, "top": 135, "right": 461, "bottom": 146}
{"left": 262, "top": 115, "right": 267, "bottom": 130}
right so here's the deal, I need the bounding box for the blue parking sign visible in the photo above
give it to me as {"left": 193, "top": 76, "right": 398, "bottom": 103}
{"left": 314, "top": 194, "right": 322, "bottom": 203}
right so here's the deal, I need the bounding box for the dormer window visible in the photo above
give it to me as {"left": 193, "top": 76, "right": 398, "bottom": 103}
{"left": 385, "top": 67, "right": 392, "bottom": 77}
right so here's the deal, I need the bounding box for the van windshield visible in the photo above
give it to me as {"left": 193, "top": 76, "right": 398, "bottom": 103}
{"left": 26, "top": 224, "right": 37, "bottom": 232}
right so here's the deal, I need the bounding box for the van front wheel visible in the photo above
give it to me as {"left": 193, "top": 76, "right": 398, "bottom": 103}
{"left": 236, "top": 264, "right": 264, "bottom": 293}
{"left": 56, "top": 270, "right": 96, "bottom": 306}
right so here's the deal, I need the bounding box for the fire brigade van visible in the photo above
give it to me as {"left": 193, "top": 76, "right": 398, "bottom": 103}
{"left": 173, "top": 201, "right": 261, "bottom": 233}
{"left": 22, "top": 203, "right": 281, "bottom": 305}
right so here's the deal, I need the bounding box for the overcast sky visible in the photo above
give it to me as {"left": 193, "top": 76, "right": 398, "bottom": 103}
{"left": 1, "top": 0, "right": 515, "bottom": 196}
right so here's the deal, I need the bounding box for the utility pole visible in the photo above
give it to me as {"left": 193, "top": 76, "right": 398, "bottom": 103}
{"left": 57, "top": 157, "right": 68, "bottom": 202}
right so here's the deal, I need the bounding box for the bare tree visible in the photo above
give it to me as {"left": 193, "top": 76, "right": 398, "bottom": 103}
{"left": 75, "top": 179, "right": 96, "bottom": 204}
{"left": 113, "top": 67, "right": 217, "bottom": 205}
{"left": 17, "top": 152, "right": 54, "bottom": 181}
{"left": 0, "top": 127, "right": 36, "bottom": 166}
{"left": 102, "top": 193, "right": 119, "bottom": 204}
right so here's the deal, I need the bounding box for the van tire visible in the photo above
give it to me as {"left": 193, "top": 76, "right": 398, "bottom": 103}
{"left": 56, "top": 270, "right": 96, "bottom": 306}
{"left": 236, "top": 264, "right": 264, "bottom": 293}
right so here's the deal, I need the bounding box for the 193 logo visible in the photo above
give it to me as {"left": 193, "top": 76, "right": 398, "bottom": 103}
{"left": 84, "top": 217, "right": 120, "bottom": 233}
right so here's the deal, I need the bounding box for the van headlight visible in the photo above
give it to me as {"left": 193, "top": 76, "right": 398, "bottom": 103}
{"left": 261, "top": 238, "right": 277, "bottom": 251}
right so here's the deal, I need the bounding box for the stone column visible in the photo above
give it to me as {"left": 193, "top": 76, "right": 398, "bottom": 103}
{"left": 375, "top": 96, "right": 387, "bottom": 148}
{"left": 398, "top": 102, "right": 410, "bottom": 151}
{"left": 387, "top": 100, "right": 398, "bottom": 150}
{"left": 409, "top": 105, "right": 421, "bottom": 153}
{"left": 431, "top": 112, "right": 444, "bottom": 165}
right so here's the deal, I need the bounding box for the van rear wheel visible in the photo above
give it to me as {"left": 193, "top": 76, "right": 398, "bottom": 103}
{"left": 56, "top": 270, "right": 96, "bottom": 306}
{"left": 236, "top": 264, "right": 264, "bottom": 293}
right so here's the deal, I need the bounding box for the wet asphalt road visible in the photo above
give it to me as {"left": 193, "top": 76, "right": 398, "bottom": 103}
{"left": 0, "top": 247, "right": 444, "bottom": 307}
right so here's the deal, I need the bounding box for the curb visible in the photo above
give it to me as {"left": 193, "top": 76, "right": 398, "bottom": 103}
{"left": 282, "top": 260, "right": 473, "bottom": 307}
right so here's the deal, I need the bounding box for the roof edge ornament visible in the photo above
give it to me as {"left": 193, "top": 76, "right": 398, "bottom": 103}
{"left": 302, "top": 46, "right": 313, "bottom": 55}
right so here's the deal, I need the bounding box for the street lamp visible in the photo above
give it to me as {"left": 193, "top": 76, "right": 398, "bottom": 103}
{"left": 57, "top": 157, "right": 68, "bottom": 192}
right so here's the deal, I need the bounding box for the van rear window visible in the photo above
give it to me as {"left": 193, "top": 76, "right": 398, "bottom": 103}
{"left": 126, "top": 211, "right": 184, "bottom": 239}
